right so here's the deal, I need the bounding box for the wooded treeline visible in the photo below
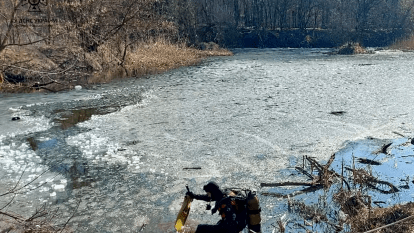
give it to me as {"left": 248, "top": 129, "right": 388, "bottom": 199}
{"left": 189, "top": 0, "right": 413, "bottom": 32}
{"left": 1, "top": 0, "right": 414, "bottom": 54}
{"left": 179, "top": 0, "right": 414, "bottom": 47}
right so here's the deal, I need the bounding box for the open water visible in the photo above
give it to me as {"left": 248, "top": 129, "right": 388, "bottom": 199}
{"left": 1, "top": 48, "right": 414, "bottom": 232}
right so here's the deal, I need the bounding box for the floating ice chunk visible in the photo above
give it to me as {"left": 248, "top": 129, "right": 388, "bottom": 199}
{"left": 8, "top": 107, "right": 20, "bottom": 112}
{"left": 53, "top": 184, "right": 65, "bottom": 191}
{"left": 50, "top": 192, "right": 56, "bottom": 197}
{"left": 40, "top": 187, "right": 50, "bottom": 192}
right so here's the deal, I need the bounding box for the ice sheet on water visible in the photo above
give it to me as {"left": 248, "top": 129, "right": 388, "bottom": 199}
{"left": 374, "top": 49, "right": 406, "bottom": 55}
{"left": 66, "top": 131, "right": 119, "bottom": 160}
{"left": 0, "top": 138, "right": 68, "bottom": 213}
{"left": 0, "top": 141, "right": 42, "bottom": 173}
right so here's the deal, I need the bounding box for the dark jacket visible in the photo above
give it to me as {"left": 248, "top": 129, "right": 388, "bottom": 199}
{"left": 191, "top": 182, "right": 247, "bottom": 233}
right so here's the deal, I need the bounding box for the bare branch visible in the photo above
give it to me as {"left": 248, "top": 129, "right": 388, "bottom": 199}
{"left": 0, "top": 210, "right": 24, "bottom": 222}
{"left": 0, "top": 12, "right": 7, "bottom": 21}
{"left": 0, "top": 168, "right": 49, "bottom": 197}
{"left": 58, "top": 199, "right": 81, "bottom": 233}
{"left": 0, "top": 193, "right": 17, "bottom": 210}
{"left": 0, "top": 0, "right": 23, "bottom": 52}
{"left": 26, "top": 203, "right": 48, "bottom": 222}
{"left": 5, "top": 32, "right": 65, "bottom": 48}
{"left": 5, "top": 61, "right": 77, "bottom": 75}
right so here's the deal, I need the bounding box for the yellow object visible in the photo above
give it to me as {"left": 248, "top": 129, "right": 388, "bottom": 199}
{"left": 175, "top": 219, "right": 184, "bottom": 231}
{"left": 175, "top": 195, "right": 193, "bottom": 231}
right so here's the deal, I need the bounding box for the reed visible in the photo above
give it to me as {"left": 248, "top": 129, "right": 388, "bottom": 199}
{"left": 0, "top": 40, "right": 233, "bottom": 92}
{"left": 390, "top": 35, "right": 414, "bottom": 50}
{"left": 124, "top": 39, "right": 232, "bottom": 77}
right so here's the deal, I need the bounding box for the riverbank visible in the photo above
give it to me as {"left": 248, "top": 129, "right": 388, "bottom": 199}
{"left": 0, "top": 41, "right": 232, "bottom": 93}
{"left": 389, "top": 34, "right": 414, "bottom": 50}
{"left": 261, "top": 136, "right": 414, "bottom": 232}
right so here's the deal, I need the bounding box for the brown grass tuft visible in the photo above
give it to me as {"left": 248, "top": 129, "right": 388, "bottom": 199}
{"left": 390, "top": 35, "right": 414, "bottom": 50}
{"left": 124, "top": 39, "right": 232, "bottom": 77}
{"left": 337, "top": 42, "right": 368, "bottom": 55}
{"left": 333, "top": 171, "right": 413, "bottom": 232}
{"left": 334, "top": 190, "right": 370, "bottom": 217}
{"left": 348, "top": 202, "right": 414, "bottom": 233}
{"left": 84, "top": 39, "right": 232, "bottom": 84}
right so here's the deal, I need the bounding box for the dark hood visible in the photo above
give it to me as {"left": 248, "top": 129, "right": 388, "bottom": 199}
{"left": 203, "top": 182, "right": 224, "bottom": 201}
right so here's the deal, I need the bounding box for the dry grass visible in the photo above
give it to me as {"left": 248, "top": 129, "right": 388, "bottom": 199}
{"left": 334, "top": 190, "right": 370, "bottom": 217}
{"left": 348, "top": 202, "right": 414, "bottom": 232}
{"left": 337, "top": 42, "right": 368, "bottom": 55}
{"left": 389, "top": 35, "right": 414, "bottom": 50}
{"left": 333, "top": 171, "right": 413, "bottom": 233}
{"left": 88, "top": 39, "right": 232, "bottom": 84}
{"left": 123, "top": 39, "right": 232, "bottom": 78}
{"left": 0, "top": 45, "right": 86, "bottom": 93}
{"left": 0, "top": 40, "right": 232, "bottom": 92}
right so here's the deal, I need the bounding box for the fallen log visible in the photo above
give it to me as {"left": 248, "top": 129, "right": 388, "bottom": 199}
{"left": 183, "top": 167, "right": 202, "bottom": 170}
{"left": 262, "top": 185, "right": 323, "bottom": 198}
{"left": 260, "top": 181, "right": 315, "bottom": 187}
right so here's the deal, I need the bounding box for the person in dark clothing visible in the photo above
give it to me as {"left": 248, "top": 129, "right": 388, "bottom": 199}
{"left": 186, "top": 182, "right": 247, "bottom": 233}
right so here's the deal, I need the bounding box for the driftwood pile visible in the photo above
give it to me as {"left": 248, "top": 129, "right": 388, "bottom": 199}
{"left": 261, "top": 154, "right": 398, "bottom": 198}
{"left": 260, "top": 153, "right": 412, "bottom": 232}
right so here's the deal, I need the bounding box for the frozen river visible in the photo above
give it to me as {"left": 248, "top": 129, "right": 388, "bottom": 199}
{"left": 1, "top": 48, "right": 414, "bottom": 232}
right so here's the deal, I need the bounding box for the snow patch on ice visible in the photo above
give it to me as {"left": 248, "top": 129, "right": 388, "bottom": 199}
{"left": 52, "top": 184, "right": 65, "bottom": 191}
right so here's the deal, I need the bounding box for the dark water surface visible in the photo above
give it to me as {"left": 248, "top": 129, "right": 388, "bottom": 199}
{"left": 1, "top": 48, "right": 414, "bottom": 232}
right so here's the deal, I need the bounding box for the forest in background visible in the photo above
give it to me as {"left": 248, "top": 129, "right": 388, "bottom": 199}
{"left": 1, "top": 0, "right": 414, "bottom": 92}
{"left": 184, "top": 0, "right": 414, "bottom": 47}
{"left": 2, "top": 0, "right": 414, "bottom": 54}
